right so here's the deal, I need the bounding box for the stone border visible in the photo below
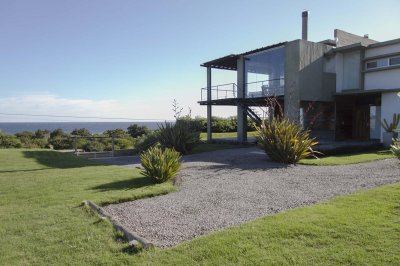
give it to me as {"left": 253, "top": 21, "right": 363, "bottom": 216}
{"left": 82, "top": 200, "right": 154, "bottom": 249}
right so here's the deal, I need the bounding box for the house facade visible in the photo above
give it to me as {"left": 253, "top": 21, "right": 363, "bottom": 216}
{"left": 199, "top": 12, "right": 400, "bottom": 143}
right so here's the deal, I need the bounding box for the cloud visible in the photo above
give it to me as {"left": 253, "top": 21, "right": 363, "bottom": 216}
{"left": 0, "top": 93, "right": 237, "bottom": 122}
{"left": 0, "top": 94, "right": 173, "bottom": 122}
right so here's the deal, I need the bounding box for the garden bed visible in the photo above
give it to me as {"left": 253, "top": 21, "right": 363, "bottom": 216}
{"left": 103, "top": 147, "right": 400, "bottom": 248}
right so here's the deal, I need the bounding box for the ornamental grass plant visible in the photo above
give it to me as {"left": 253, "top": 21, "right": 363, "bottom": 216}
{"left": 256, "top": 117, "right": 319, "bottom": 164}
{"left": 140, "top": 146, "right": 182, "bottom": 183}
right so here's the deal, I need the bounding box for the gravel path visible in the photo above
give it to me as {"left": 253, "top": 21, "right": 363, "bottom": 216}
{"left": 103, "top": 147, "right": 400, "bottom": 248}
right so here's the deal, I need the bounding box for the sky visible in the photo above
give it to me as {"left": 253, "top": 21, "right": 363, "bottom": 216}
{"left": 0, "top": 0, "right": 399, "bottom": 122}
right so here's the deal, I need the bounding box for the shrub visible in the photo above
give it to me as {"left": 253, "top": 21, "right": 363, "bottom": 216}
{"left": 158, "top": 120, "right": 200, "bottom": 155}
{"left": 256, "top": 117, "right": 319, "bottom": 164}
{"left": 134, "top": 131, "right": 160, "bottom": 152}
{"left": 127, "top": 124, "right": 150, "bottom": 138}
{"left": 391, "top": 138, "right": 400, "bottom": 160}
{"left": 82, "top": 141, "right": 105, "bottom": 152}
{"left": 71, "top": 128, "right": 92, "bottom": 137}
{"left": 140, "top": 146, "right": 182, "bottom": 183}
{"left": 0, "top": 133, "right": 22, "bottom": 148}
{"left": 114, "top": 137, "right": 135, "bottom": 149}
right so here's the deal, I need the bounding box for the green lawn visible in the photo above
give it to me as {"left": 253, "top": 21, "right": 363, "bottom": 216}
{"left": 1, "top": 149, "right": 399, "bottom": 265}
{"left": 200, "top": 131, "right": 257, "bottom": 140}
{"left": 300, "top": 150, "right": 395, "bottom": 165}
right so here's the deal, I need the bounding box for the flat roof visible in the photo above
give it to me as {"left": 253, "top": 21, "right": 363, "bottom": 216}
{"left": 201, "top": 42, "right": 287, "bottom": 70}
{"left": 326, "top": 37, "right": 400, "bottom": 56}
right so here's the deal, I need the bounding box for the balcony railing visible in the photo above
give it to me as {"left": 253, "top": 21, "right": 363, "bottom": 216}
{"left": 200, "top": 78, "right": 284, "bottom": 101}
{"left": 201, "top": 83, "right": 237, "bottom": 101}
{"left": 246, "top": 78, "right": 284, "bottom": 98}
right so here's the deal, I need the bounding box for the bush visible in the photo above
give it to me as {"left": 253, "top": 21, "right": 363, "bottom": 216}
{"left": 127, "top": 124, "right": 150, "bottom": 138}
{"left": 82, "top": 141, "right": 105, "bottom": 152}
{"left": 140, "top": 146, "right": 182, "bottom": 183}
{"left": 71, "top": 128, "right": 92, "bottom": 137}
{"left": 134, "top": 131, "right": 160, "bottom": 152}
{"left": 391, "top": 138, "right": 400, "bottom": 160}
{"left": 256, "top": 117, "right": 319, "bottom": 164}
{"left": 0, "top": 133, "right": 22, "bottom": 148}
{"left": 114, "top": 137, "right": 135, "bottom": 149}
{"left": 158, "top": 120, "right": 200, "bottom": 155}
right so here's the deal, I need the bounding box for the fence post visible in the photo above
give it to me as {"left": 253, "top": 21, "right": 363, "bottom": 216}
{"left": 112, "top": 134, "right": 115, "bottom": 157}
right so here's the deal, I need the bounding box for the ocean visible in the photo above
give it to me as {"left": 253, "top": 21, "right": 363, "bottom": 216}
{"left": 0, "top": 122, "right": 167, "bottom": 134}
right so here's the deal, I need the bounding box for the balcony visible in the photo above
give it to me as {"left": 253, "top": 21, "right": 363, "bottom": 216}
{"left": 200, "top": 78, "right": 284, "bottom": 102}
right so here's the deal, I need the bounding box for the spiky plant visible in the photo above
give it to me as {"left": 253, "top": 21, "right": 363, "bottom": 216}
{"left": 256, "top": 117, "right": 319, "bottom": 164}
{"left": 381, "top": 113, "right": 400, "bottom": 133}
{"left": 157, "top": 120, "right": 200, "bottom": 155}
{"left": 391, "top": 138, "right": 400, "bottom": 160}
{"left": 140, "top": 146, "right": 182, "bottom": 183}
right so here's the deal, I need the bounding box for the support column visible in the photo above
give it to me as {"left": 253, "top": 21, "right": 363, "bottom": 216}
{"left": 237, "top": 56, "right": 247, "bottom": 143}
{"left": 207, "top": 67, "right": 212, "bottom": 143}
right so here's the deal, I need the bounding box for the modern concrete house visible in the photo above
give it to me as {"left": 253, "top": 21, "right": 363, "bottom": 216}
{"left": 199, "top": 11, "right": 400, "bottom": 143}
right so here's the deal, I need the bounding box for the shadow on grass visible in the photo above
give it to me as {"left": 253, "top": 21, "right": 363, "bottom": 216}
{"left": 0, "top": 168, "right": 53, "bottom": 174}
{"left": 91, "top": 176, "right": 156, "bottom": 192}
{"left": 22, "top": 150, "right": 107, "bottom": 169}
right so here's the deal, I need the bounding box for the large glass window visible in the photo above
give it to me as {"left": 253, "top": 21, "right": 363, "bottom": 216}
{"left": 244, "top": 46, "right": 285, "bottom": 98}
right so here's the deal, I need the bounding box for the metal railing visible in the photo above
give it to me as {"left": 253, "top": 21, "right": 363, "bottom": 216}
{"left": 246, "top": 78, "right": 284, "bottom": 98}
{"left": 201, "top": 83, "right": 237, "bottom": 101}
{"left": 200, "top": 78, "right": 284, "bottom": 101}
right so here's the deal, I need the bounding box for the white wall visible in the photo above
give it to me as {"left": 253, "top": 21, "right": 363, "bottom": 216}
{"left": 365, "top": 43, "right": 400, "bottom": 58}
{"left": 335, "top": 53, "right": 343, "bottom": 92}
{"left": 365, "top": 68, "right": 400, "bottom": 90}
{"left": 381, "top": 92, "right": 400, "bottom": 140}
{"left": 335, "top": 52, "right": 361, "bottom": 91}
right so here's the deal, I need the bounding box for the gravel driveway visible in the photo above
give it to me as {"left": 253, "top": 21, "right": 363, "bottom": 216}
{"left": 102, "top": 147, "right": 400, "bottom": 248}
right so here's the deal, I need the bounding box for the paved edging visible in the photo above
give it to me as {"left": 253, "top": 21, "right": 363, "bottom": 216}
{"left": 82, "top": 200, "right": 154, "bottom": 249}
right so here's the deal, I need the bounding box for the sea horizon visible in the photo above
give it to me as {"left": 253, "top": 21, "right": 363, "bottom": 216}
{"left": 0, "top": 121, "right": 174, "bottom": 134}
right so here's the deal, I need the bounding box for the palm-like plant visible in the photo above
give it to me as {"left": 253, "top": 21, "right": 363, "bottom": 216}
{"left": 256, "top": 117, "right": 319, "bottom": 164}
{"left": 381, "top": 113, "right": 400, "bottom": 133}
{"left": 140, "top": 146, "right": 182, "bottom": 183}
{"left": 157, "top": 120, "right": 200, "bottom": 155}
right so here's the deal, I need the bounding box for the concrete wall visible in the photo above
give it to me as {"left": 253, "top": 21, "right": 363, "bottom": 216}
{"left": 365, "top": 69, "right": 400, "bottom": 90}
{"left": 335, "top": 53, "right": 344, "bottom": 92}
{"left": 334, "top": 29, "right": 378, "bottom": 47}
{"left": 365, "top": 43, "right": 400, "bottom": 57}
{"left": 284, "top": 40, "right": 301, "bottom": 122}
{"left": 298, "top": 41, "right": 335, "bottom": 102}
{"left": 364, "top": 43, "right": 400, "bottom": 90}
{"left": 381, "top": 92, "right": 400, "bottom": 140}
{"left": 284, "top": 40, "right": 335, "bottom": 122}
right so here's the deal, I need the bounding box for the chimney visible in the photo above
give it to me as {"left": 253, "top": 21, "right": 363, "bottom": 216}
{"left": 302, "top": 10, "right": 309, "bottom": 40}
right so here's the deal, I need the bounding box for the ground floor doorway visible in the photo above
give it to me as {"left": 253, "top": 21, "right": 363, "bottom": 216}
{"left": 335, "top": 93, "right": 381, "bottom": 141}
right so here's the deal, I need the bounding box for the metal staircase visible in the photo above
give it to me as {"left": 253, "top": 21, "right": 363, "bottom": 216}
{"left": 245, "top": 106, "right": 262, "bottom": 125}
{"left": 240, "top": 97, "right": 270, "bottom": 126}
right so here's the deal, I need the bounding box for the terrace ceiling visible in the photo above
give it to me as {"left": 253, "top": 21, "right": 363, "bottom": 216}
{"left": 200, "top": 42, "right": 287, "bottom": 70}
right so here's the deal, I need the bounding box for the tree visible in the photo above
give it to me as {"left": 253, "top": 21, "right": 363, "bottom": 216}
{"left": 34, "top": 129, "right": 50, "bottom": 139}
{"left": 50, "top": 128, "right": 65, "bottom": 139}
{"left": 103, "top": 128, "right": 127, "bottom": 138}
{"left": 0, "top": 133, "right": 22, "bottom": 148}
{"left": 71, "top": 128, "right": 92, "bottom": 136}
{"left": 127, "top": 124, "right": 150, "bottom": 138}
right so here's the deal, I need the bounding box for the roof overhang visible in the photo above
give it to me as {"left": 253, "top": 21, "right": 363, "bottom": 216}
{"left": 201, "top": 42, "right": 287, "bottom": 70}
{"left": 334, "top": 88, "right": 400, "bottom": 96}
{"left": 325, "top": 42, "right": 367, "bottom": 57}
